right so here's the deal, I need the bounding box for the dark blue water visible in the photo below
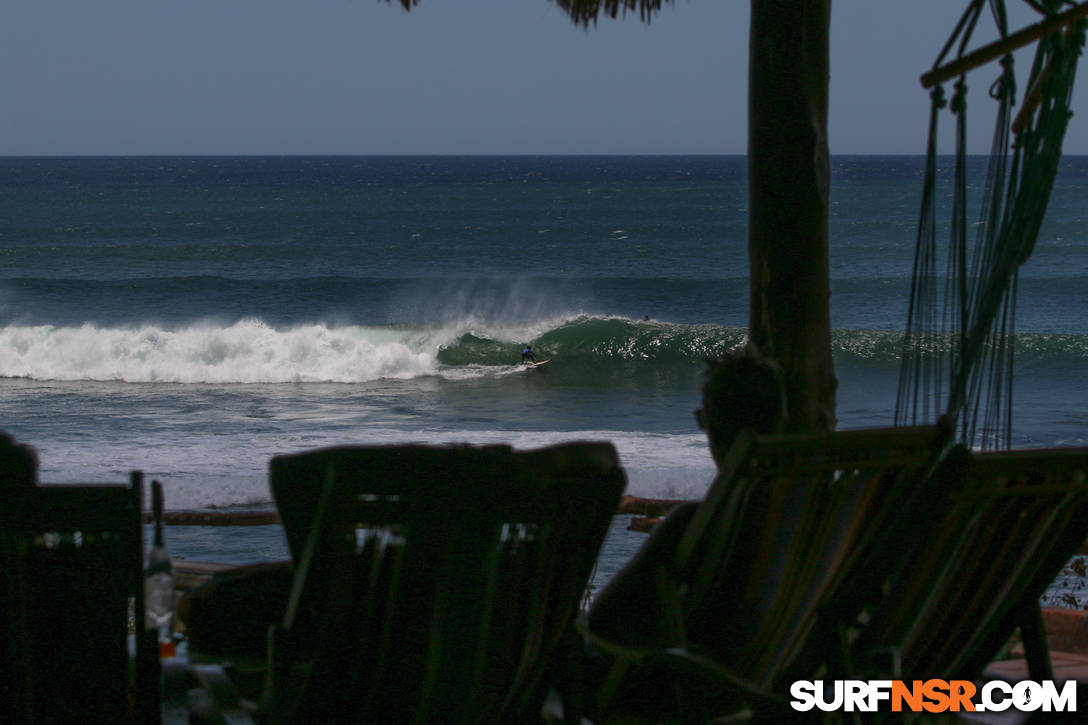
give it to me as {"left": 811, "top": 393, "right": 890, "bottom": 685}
{"left": 0, "top": 155, "right": 1084, "bottom": 573}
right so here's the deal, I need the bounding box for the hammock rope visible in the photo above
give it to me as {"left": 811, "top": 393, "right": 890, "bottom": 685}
{"left": 895, "top": 0, "right": 1085, "bottom": 450}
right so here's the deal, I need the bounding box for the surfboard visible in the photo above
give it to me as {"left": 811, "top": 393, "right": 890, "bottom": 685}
{"left": 521, "top": 359, "right": 549, "bottom": 368}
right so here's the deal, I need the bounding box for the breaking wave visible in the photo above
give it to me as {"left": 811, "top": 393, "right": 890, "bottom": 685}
{"left": 1, "top": 315, "right": 1083, "bottom": 384}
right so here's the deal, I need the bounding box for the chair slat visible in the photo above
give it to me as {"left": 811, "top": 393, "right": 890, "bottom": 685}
{"left": 1, "top": 467, "right": 155, "bottom": 725}
{"left": 852, "top": 446, "right": 1088, "bottom": 686}
{"left": 259, "top": 440, "right": 624, "bottom": 725}
{"left": 580, "top": 423, "right": 961, "bottom": 721}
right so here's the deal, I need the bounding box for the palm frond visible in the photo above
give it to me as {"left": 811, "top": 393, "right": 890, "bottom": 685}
{"left": 550, "top": 0, "right": 670, "bottom": 25}
{"left": 379, "top": 0, "right": 670, "bottom": 26}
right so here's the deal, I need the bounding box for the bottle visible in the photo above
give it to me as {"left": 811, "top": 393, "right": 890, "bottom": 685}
{"left": 144, "top": 479, "right": 175, "bottom": 657}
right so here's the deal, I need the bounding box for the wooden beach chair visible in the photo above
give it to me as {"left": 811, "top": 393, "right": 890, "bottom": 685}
{"left": 0, "top": 468, "right": 159, "bottom": 724}
{"left": 0, "top": 433, "right": 38, "bottom": 721}
{"left": 848, "top": 446, "right": 1088, "bottom": 689}
{"left": 190, "top": 441, "right": 625, "bottom": 724}
{"left": 570, "top": 423, "right": 961, "bottom": 722}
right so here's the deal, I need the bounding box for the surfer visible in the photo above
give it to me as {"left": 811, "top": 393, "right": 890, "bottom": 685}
{"left": 521, "top": 345, "right": 536, "bottom": 363}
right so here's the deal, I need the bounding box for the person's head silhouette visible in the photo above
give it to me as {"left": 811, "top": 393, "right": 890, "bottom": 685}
{"left": 695, "top": 346, "right": 787, "bottom": 467}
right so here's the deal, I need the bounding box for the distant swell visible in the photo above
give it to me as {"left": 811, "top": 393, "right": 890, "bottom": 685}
{"left": 1, "top": 316, "right": 1083, "bottom": 384}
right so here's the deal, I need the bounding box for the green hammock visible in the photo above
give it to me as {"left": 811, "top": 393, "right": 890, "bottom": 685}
{"left": 895, "top": 0, "right": 1086, "bottom": 450}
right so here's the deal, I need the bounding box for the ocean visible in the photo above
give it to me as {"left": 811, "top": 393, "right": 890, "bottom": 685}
{"left": 1, "top": 155, "right": 1085, "bottom": 591}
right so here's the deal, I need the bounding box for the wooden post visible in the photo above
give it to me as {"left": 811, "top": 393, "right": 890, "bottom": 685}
{"left": 748, "top": 0, "right": 837, "bottom": 432}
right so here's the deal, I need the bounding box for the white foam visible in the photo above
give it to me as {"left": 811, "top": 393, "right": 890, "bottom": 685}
{"left": 0, "top": 320, "right": 440, "bottom": 383}
{"left": 0, "top": 317, "right": 588, "bottom": 384}
{"left": 32, "top": 427, "right": 716, "bottom": 509}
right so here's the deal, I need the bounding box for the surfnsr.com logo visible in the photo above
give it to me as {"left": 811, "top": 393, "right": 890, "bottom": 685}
{"left": 790, "top": 679, "right": 1077, "bottom": 714}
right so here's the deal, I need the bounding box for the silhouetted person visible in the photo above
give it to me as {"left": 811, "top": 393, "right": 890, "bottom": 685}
{"left": 696, "top": 346, "right": 787, "bottom": 467}
{"left": 521, "top": 345, "right": 536, "bottom": 363}
{"left": 562, "top": 346, "right": 787, "bottom": 718}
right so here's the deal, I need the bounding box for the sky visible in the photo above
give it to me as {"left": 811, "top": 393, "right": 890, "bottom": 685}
{"left": 3, "top": 0, "right": 1088, "bottom": 155}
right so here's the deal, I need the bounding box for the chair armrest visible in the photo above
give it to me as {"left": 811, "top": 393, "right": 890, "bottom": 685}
{"left": 574, "top": 613, "right": 658, "bottom": 718}
{"left": 653, "top": 647, "right": 791, "bottom": 717}
{"left": 573, "top": 621, "right": 792, "bottom": 723}
{"left": 576, "top": 612, "right": 653, "bottom": 665}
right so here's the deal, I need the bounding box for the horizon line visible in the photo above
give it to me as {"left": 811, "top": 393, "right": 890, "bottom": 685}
{"left": 0, "top": 152, "right": 1068, "bottom": 159}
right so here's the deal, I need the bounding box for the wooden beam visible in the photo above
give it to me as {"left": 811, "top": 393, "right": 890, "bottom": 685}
{"left": 922, "top": 1, "right": 1088, "bottom": 89}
